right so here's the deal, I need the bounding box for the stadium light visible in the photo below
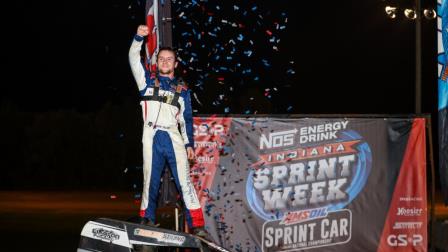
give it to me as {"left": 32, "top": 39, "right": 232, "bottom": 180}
{"left": 385, "top": 6, "right": 398, "bottom": 19}
{"left": 404, "top": 8, "right": 417, "bottom": 19}
{"left": 423, "top": 9, "right": 436, "bottom": 19}
{"left": 382, "top": 1, "right": 436, "bottom": 113}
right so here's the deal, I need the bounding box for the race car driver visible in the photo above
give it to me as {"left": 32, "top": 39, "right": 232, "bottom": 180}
{"left": 129, "top": 24, "right": 206, "bottom": 237}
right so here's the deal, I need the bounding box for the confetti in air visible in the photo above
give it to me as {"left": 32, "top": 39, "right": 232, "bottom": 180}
{"left": 171, "top": 0, "right": 295, "bottom": 114}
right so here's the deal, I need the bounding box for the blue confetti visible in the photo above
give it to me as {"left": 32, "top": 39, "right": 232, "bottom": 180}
{"left": 243, "top": 50, "right": 253, "bottom": 57}
{"left": 171, "top": 0, "right": 292, "bottom": 115}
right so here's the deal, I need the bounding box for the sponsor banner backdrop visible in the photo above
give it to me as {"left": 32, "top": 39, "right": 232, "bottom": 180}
{"left": 192, "top": 117, "right": 427, "bottom": 252}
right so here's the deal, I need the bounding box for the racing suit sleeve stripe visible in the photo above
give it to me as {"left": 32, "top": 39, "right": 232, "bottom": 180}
{"left": 128, "top": 35, "right": 147, "bottom": 91}
{"left": 179, "top": 90, "right": 194, "bottom": 148}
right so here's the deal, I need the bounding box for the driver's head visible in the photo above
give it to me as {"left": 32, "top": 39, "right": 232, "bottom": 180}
{"left": 157, "top": 47, "right": 178, "bottom": 76}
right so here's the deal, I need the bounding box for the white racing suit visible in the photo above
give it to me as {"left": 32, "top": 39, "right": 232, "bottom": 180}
{"left": 129, "top": 35, "right": 204, "bottom": 228}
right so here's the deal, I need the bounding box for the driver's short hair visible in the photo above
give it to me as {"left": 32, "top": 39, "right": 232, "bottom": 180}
{"left": 157, "top": 47, "right": 177, "bottom": 61}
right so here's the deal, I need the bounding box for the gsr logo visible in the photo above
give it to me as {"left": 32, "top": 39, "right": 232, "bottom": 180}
{"left": 387, "top": 234, "right": 423, "bottom": 247}
{"left": 194, "top": 124, "right": 224, "bottom": 136}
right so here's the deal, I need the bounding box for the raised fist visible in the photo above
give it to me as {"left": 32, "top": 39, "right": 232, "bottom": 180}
{"left": 137, "top": 25, "right": 149, "bottom": 37}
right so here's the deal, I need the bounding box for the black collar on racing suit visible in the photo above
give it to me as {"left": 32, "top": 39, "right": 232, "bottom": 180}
{"left": 140, "top": 77, "right": 183, "bottom": 110}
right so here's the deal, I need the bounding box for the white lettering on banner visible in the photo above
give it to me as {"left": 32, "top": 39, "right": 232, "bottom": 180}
{"left": 299, "top": 121, "right": 349, "bottom": 144}
{"left": 392, "top": 222, "right": 423, "bottom": 230}
{"left": 299, "top": 132, "right": 337, "bottom": 144}
{"left": 260, "top": 143, "right": 354, "bottom": 164}
{"left": 396, "top": 207, "right": 423, "bottom": 216}
{"left": 254, "top": 155, "right": 355, "bottom": 189}
{"left": 387, "top": 234, "right": 423, "bottom": 247}
{"left": 261, "top": 178, "right": 348, "bottom": 210}
{"left": 194, "top": 124, "right": 224, "bottom": 136}
{"left": 320, "top": 218, "right": 349, "bottom": 239}
{"left": 262, "top": 210, "right": 352, "bottom": 251}
{"left": 253, "top": 155, "right": 355, "bottom": 210}
{"left": 196, "top": 155, "right": 214, "bottom": 164}
{"left": 399, "top": 196, "right": 423, "bottom": 202}
{"left": 260, "top": 129, "right": 298, "bottom": 150}
{"left": 194, "top": 141, "right": 220, "bottom": 148}
{"left": 264, "top": 222, "right": 317, "bottom": 247}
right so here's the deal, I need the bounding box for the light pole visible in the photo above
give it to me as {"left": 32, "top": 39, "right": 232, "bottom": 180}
{"left": 415, "top": 0, "right": 422, "bottom": 114}
{"left": 384, "top": 2, "right": 437, "bottom": 251}
{"left": 384, "top": 2, "right": 436, "bottom": 113}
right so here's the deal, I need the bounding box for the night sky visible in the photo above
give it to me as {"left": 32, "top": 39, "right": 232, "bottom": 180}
{"left": 1, "top": 0, "right": 439, "bottom": 189}
{"left": 3, "top": 0, "right": 438, "bottom": 113}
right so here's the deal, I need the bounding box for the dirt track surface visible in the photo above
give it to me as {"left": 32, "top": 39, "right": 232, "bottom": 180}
{"left": 0, "top": 191, "right": 138, "bottom": 251}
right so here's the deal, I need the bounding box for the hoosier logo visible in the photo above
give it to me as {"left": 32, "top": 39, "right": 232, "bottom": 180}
{"left": 92, "top": 228, "right": 120, "bottom": 241}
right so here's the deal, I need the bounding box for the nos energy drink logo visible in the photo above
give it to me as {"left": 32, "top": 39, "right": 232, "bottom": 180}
{"left": 246, "top": 123, "right": 372, "bottom": 221}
